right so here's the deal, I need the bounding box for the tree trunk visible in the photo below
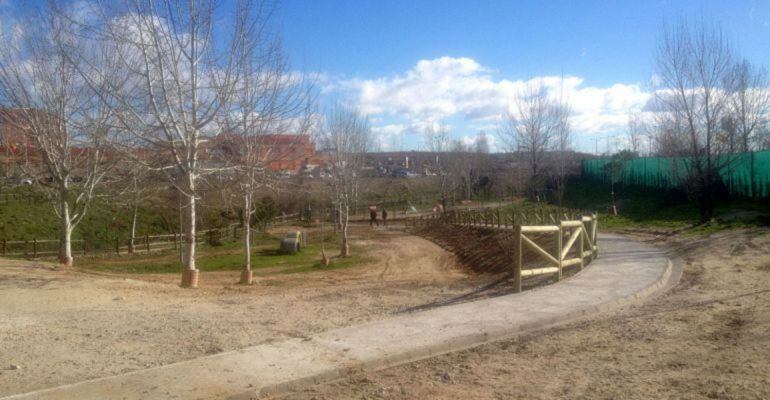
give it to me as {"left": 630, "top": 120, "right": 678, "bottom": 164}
{"left": 180, "top": 188, "right": 198, "bottom": 288}
{"left": 184, "top": 193, "right": 196, "bottom": 269}
{"left": 128, "top": 204, "right": 137, "bottom": 254}
{"left": 240, "top": 193, "right": 252, "bottom": 284}
{"left": 697, "top": 173, "right": 715, "bottom": 222}
{"left": 58, "top": 196, "right": 73, "bottom": 267}
{"left": 340, "top": 205, "right": 349, "bottom": 257}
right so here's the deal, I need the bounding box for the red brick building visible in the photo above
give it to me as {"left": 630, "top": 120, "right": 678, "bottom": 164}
{"left": 0, "top": 108, "right": 36, "bottom": 150}
{"left": 209, "top": 133, "right": 327, "bottom": 173}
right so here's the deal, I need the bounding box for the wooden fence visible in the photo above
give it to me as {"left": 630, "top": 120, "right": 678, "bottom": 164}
{"left": 406, "top": 206, "right": 598, "bottom": 293}
{"left": 1, "top": 211, "right": 316, "bottom": 260}
{"left": 0, "top": 224, "right": 247, "bottom": 259}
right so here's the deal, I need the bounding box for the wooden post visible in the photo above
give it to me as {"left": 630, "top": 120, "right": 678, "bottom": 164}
{"left": 1, "top": 239, "right": 5, "bottom": 256}
{"left": 83, "top": 240, "right": 87, "bottom": 256}
{"left": 513, "top": 225, "right": 522, "bottom": 293}
{"left": 115, "top": 235, "right": 120, "bottom": 255}
{"left": 591, "top": 214, "right": 598, "bottom": 259}
{"left": 556, "top": 222, "right": 563, "bottom": 281}
{"left": 33, "top": 238, "right": 37, "bottom": 258}
{"left": 579, "top": 223, "right": 585, "bottom": 271}
{"left": 145, "top": 234, "right": 150, "bottom": 253}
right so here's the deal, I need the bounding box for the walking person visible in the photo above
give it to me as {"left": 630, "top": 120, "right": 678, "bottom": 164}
{"left": 382, "top": 208, "right": 388, "bottom": 227}
{"left": 369, "top": 208, "right": 379, "bottom": 227}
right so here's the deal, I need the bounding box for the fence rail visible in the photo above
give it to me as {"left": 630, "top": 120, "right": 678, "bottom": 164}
{"left": 0, "top": 224, "right": 245, "bottom": 259}
{"left": 405, "top": 206, "right": 599, "bottom": 293}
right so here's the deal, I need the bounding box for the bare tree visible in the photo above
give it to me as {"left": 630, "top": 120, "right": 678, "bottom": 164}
{"left": 653, "top": 20, "right": 734, "bottom": 221}
{"left": 500, "top": 82, "right": 563, "bottom": 200}
{"left": 448, "top": 140, "right": 474, "bottom": 201}
{"left": 758, "top": 127, "right": 770, "bottom": 150}
{"left": 107, "top": 160, "right": 149, "bottom": 253}
{"left": 550, "top": 101, "right": 573, "bottom": 208}
{"left": 218, "top": 54, "right": 313, "bottom": 284}
{"left": 423, "top": 123, "right": 452, "bottom": 210}
{"left": 474, "top": 130, "right": 490, "bottom": 154}
{"left": 79, "top": 0, "right": 273, "bottom": 287}
{"left": 0, "top": 4, "right": 117, "bottom": 266}
{"left": 627, "top": 112, "right": 645, "bottom": 154}
{"left": 319, "top": 105, "right": 370, "bottom": 257}
{"left": 727, "top": 59, "right": 770, "bottom": 152}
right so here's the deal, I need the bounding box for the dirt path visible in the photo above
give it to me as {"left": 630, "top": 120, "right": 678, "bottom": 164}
{"left": 275, "top": 229, "right": 770, "bottom": 400}
{"left": 0, "top": 227, "right": 485, "bottom": 397}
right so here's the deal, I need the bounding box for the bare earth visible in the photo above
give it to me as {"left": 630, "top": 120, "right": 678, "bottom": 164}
{"left": 275, "top": 229, "right": 770, "bottom": 400}
{"left": 0, "top": 226, "right": 488, "bottom": 397}
{"left": 3, "top": 228, "right": 770, "bottom": 399}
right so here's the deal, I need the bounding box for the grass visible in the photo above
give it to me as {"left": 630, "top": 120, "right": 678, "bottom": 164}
{"left": 558, "top": 179, "right": 770, "bottom": 233}
{"left": 0, "top": 186, "right": 176, "bottom": 241}
{"left": 76, "top": 232, "right": 370, "bottom": 275}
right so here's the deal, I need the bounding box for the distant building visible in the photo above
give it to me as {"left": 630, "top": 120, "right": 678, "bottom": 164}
{"left": 0, "top": 108, "right": 37, "bottom": 151}
{"left": 208, "top": 133, "right": 327, "bottom": 173}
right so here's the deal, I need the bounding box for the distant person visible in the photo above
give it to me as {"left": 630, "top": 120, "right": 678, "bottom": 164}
{"left": 369, "top": 209, "right": 379, "bottom": 226}
{"left": 382, "top": 208, "right": 388, "bottom": 226}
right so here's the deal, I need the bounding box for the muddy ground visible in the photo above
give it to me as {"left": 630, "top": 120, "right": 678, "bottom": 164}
{"left": 276, "top": 229, "right": 770, "bottom": 400}
{"left": 0, "top": 226, "right": 493, "bottom": 397}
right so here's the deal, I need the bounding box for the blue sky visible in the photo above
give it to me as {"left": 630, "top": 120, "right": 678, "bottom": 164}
{"left": 273, "top": 0, "right": 770, "bottom": 153}
{"left": 4, "top": 0, "right": 770, "bottom": 153}
{"left": 277, "top": 0, "right": 770, "bottom": 86}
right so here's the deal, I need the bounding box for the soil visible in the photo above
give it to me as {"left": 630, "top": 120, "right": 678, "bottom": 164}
{"left": 0, "top": 225, "right": 487, "bottom": 397}
{"left": 5, "top": 225, "right": 769, "bottom": 399}
{"left": 275, "top": 229, "right": 770, "bottom": 400}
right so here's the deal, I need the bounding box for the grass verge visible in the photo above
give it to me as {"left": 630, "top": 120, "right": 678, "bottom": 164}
{"left": 76, "top": 233, "right": 369, "bottom": 275}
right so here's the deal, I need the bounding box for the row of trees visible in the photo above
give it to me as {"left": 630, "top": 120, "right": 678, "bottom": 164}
{"left": 0, "top": 1, "right": 329, "bottom": 287}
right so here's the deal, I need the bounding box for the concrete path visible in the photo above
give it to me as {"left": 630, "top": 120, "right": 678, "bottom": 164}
{"left": 3, "top": 233, "right": 676, "bottom": 400}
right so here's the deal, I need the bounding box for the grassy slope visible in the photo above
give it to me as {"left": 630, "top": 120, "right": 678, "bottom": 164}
{"left": 0, "top": 195, "right": 172, "bottom": 242}
{"left": 560, "top": 179, "right": 770, "bottom": 233}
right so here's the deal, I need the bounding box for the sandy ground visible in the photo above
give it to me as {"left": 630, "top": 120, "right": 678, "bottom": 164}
{"left": 275, "top": 229, "right": 770, "bottom": 400}
{"left": 0, "top": 226, "right": 492, "bottom": 397}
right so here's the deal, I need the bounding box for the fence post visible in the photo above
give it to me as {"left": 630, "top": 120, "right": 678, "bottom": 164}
{"left": 1, "top": 239, "right": 5, "bottom": 256}
{"left": 513, "top": 225, "right": 522, "bottom": 293}
{"left": 579, "top": 222, "right": 585, "bottom": 271}
{"left": 556, "top": 222, "right": 563, "bottom": 281}
{"left": 115, "top": 235, "right": 120, "bottom": 255}
{"left": 591, "top": 214, "right": 598, "bottom": 259}
{"left": 33, "top": 238, "right": 37, "bottom": 258}
{"left": 145, "top": 234, "right": 150, "bottom": 253}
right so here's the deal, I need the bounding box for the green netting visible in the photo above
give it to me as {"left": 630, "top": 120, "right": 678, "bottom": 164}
{"left": 582, "top": 150, "right": 770, "bottom": 198}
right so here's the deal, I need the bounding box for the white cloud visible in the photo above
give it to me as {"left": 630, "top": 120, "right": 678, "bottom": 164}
{"left": 371, "top": 124, "right": 406, "bottom": 151}
{"left": 339, "top": 57, "right": 652, "bottom": 140}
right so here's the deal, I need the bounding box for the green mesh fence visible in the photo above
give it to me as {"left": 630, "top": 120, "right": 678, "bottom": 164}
{"left": 582, "top": 150, "right": 770, "bottom": 198}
